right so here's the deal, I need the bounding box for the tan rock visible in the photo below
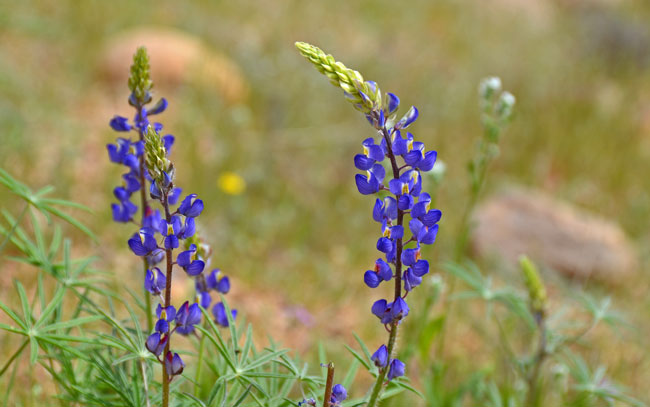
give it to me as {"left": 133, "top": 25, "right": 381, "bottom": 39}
{"left": 100, "top": 27, "right": 249, "bottom": 105}
{"left": 471, "top": 188, "right": 637, "bottom": 281}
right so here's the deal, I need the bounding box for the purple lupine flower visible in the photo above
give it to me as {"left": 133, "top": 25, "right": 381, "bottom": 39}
{"left": 175, "top": 301, "right": 202, "bottom": 335}
{"left": 196, "top": 291, "right": 212, "bottom": 309}
{"left": 111, "top": 201, "right": 137, "bottom": 223}
{"left": 364, "top": 258, "right": 393, "bottom": 288}
{"left": 164, "top": 351, "right": 185, "bottom": 379}
{"left": 330, "top": 384, "right": 347, "bottom": 405}
{"left": 109, "top": 116, "right": 133, "bottom": 132}
{"left": 146, "top": 332, "right": 168, "bottom": 357}
{"left": 155, "top": 304, "right": 177, "bottom": 333}
{"left": 371, "top": 344, "right": 388, "bottom": 368}
{"left": 387, "top": 358, "right": 405, "bottom": 380}
{"left": 178, "top": 194, "right": 204, "bottom": 218}
{"left": 212, "top": 302, "right": 237, "bottom": 327}
{"left": 144, "top": 268, "right": 167, "bottom": 295}
{"left": 206, "top": 269, "right": 231, "bottom": 293}
{"left": 160, "top": 216, "right": 182, "bottom": 249}
{"left": 177, "top": 244, "right": 205, "bottom": 276}
{"left": 128, "top": 228, "right": 158, "bottom": 256}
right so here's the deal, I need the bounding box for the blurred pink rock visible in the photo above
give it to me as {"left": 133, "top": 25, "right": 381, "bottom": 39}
{"left": 471, "top": 188, "right": 637, "bottom": 281}
{"left": 101, "top": 27, "right": 249, "bottom": 105}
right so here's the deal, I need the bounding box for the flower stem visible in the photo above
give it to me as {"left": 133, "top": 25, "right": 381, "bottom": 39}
{"left": 367, "top": 121, "right": 404, "bottom": 407}
{"left": 322, "top": 363, "right": 335, "bottom": 407}
{"left": 162, "top": 191, "right": 173, "bottom": 407}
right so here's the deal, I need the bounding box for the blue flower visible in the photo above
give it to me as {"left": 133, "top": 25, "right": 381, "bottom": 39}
{"left": 371, "top": 344, "right": 388, "bottom": 368}
{"left": 331, "top": 384, "right": 347, "bottom": 405}
{"left": 394, "top": 106, "right": 418, "bottom": 130}
{"left": 354, "top": 138, "right": 385, "bottom": 170}
{"left": 212, "top": 302, "right": 237, "bottom": 327}
{"left": 177, "top": 244, "right": 205, "bottom": 276}
{"left": 175, "top": 301, "right": 202, "bottom": 335}
{"left": 155, "top": 304, "right": 177, "bottom": 333}
{"left": 387, "top": 358, "right": 405, "bottom": 380}
{"left": 355, "top": 163, "right": 385, "bottom": 195}
{"left": 364, "top": 258, "right": 393, "bottom": 288}
{"left": 164, "top": 351, "right": 185, "bottom": 379}
{"left": 128, "top": 228, "right": 158, "bottom": 256}
{"left": 112, "top": 201, "right": 137, "bottom": 223}
{"left": 372, "top": 197, "right": 397, "bottom": 223}
{"left": 178, "top": 194, "right": 204, "bottom": 218}
{"left": 160, "top": 216, "right": 182, "bottom": 249}
{"left": 109, "top": 116, "right": 133, "bottom": 132}
{"left": 144, "top": 267, "right": 166, "bottom": 295}
{"left": 206, "top": 269, "right": 231, "bottom": 293}
{"left": 403, "top": 268, "right": 422, "bottom": 292}
{"left": 409, "top": 219, "right": 438, "bottom": 245}
{"left": 196, "top": 291, "right": 212, "bottom": 309}
{"left": 145, "top": 332, "right": 168, "bottom": 357}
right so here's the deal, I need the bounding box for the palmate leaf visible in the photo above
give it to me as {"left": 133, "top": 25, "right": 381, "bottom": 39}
{"left": 0, "top": 167, "right": 95, "bottom": 240}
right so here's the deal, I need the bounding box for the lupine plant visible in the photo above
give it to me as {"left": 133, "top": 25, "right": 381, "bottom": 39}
{"left": 0, "top": 41, "right": 646, "bottom": 407}
{"left": 295, "top": 41, "right": 441, "bottom": 406}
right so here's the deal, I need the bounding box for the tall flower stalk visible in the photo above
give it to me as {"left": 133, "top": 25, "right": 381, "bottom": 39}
{"left": 296, "top": 42, "right": 441, "bottom": 406}
{"left": 107, "top": 47, "right": 235, "bottom": 407}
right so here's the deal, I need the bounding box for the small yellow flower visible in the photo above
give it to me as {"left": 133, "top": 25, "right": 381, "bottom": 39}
{"left": 217, "top": 172, "right": 246, "bottom": 195}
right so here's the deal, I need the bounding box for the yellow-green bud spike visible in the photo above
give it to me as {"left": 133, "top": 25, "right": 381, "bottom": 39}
{"left": 144, "top": 125, "right": 174, "bottom": 186}
{"left": 129, "top": 47, "right": 153, "bottom": 105}
{"left": 519, "top": 255, "right": 547, "bottom": 315}
{"left": 295, "top": 42, "right": 380, "bottom": 113}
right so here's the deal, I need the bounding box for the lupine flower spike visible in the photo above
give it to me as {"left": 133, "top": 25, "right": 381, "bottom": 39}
{"left": 297, "top": 42, "right": 442, "bottom": 407}
{"left": 108, "top": 47, "right": 235, "bottom": 407}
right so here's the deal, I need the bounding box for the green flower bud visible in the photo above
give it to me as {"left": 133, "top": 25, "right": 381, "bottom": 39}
{"left": 519, "top": 255, "right": 547, "bottom": 315}
{"left": 129, "top": 47, "right": 153, "bottom": 106}
{"left": 144, "top": 125, "right": 174, "bottom": 187}
{"left": 295, "top": 42, "right": 380, "bottom": 113}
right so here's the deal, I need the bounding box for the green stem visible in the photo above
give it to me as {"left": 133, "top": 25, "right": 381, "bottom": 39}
{"left": 141, "top": 359, "right": 151, "bottom": 407}
{"left": 525, "top": 315, "right": 547, "bottom": 407}
{"left": 367, "top": 320, "right": 399, "bottom": 406}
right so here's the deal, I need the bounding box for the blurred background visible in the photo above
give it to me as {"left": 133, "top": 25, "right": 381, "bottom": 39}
{"left": 1, "top": 0, "right": 650, "bottom": 404}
